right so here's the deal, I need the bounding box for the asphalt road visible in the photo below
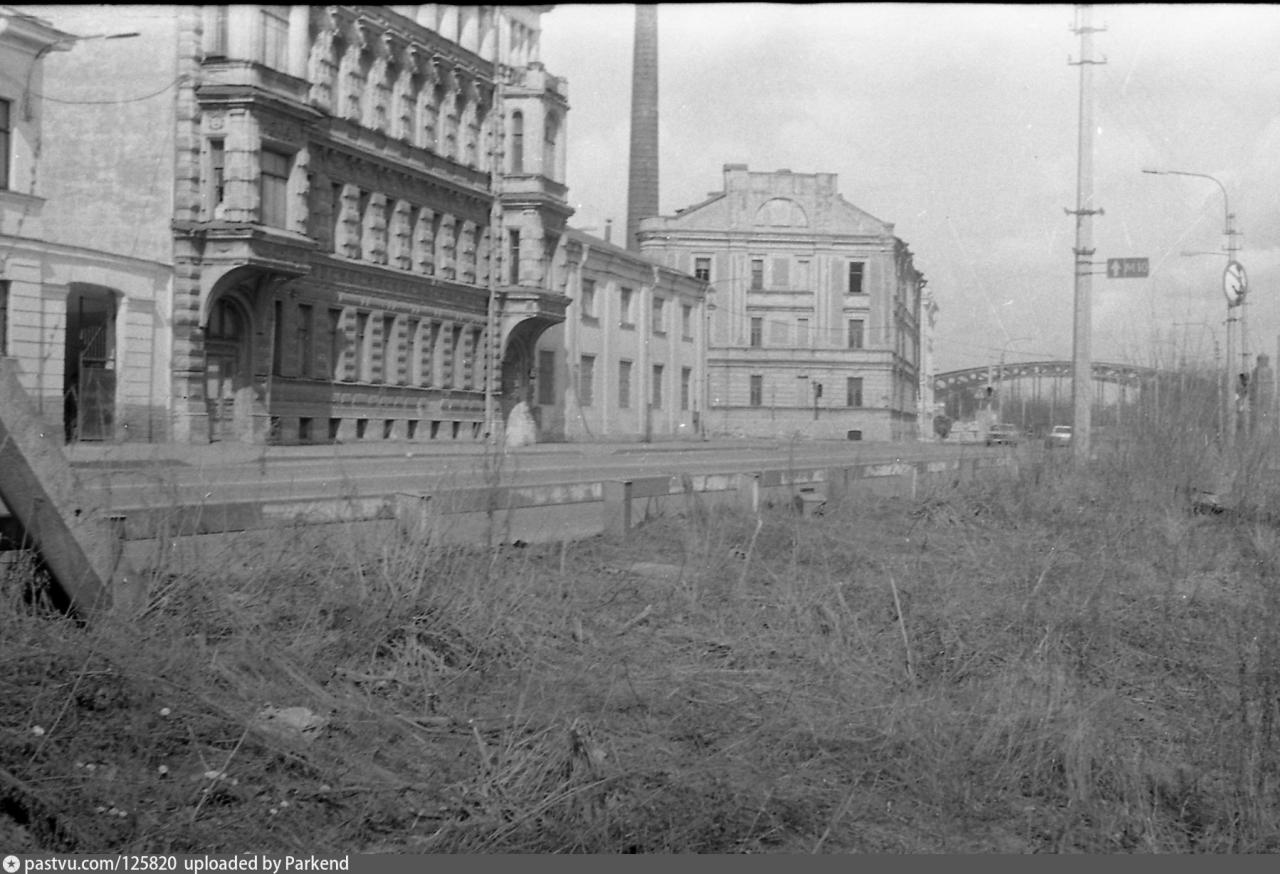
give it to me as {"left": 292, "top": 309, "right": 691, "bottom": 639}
{"left": 64, "top": 439, "right": 1007, "bottom": 512}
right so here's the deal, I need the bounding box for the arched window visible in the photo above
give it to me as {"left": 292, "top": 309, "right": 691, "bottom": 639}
{"left": 511, "top": 111, "right": 524, "bottom": 174}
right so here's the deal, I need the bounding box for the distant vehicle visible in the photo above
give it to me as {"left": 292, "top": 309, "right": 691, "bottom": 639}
{"left": 1046, "top": 425, "right": 1072, "bottom": 448}
{"left": 986, "top": 423, "right": 1020, "bottom": 446}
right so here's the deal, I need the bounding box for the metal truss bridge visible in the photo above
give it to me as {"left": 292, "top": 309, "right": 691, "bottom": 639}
{"left": 932, "top": 360, "right": 1161, "bottom": 424}
{"left": 933, "top": 360, "right": 1158, "bottom": 394}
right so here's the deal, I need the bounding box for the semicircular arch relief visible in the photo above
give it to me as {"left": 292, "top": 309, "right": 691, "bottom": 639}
{"left": 754, "top": 197, "right": 809, "bottom": 228}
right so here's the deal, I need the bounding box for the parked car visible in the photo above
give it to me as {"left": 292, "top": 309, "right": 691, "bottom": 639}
{"left": 986, "top": 423, "right": 1020, "bottom": 446}
{"left": 1046, "top": 425, "right": 1072, "bottom": 448}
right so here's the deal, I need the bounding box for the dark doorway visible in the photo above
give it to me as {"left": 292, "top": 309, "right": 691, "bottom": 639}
{"left": 204, "top": 296, "right": 250, "bottom": 442}
{"left": 63, "top": 286, "right": 117, "bottom": 442}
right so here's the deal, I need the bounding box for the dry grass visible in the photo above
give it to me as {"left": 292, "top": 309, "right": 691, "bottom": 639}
{"left": 5, "top": 417, "right": 1280, "bottom": 852}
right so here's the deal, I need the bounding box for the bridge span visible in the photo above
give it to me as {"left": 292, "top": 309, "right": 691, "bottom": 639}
{"left": 933, "top": 360, "right": 1162, "bottom": 425}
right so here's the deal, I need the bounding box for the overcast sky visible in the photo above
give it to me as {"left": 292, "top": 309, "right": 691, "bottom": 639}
{"left": 541, "top": 3, "right": 1280, "bottom": 374}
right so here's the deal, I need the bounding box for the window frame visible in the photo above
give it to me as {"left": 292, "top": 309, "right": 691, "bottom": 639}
{"left": 0, "top": 99, "right": 11, "bottom": 191}
{"left": 297, "top": 303, "right": 314, "bottom": 378}
{"left": 848, "top": 261, "right": 866, "bottom": 295}
{"left": 618, "top": 359, "right": 633, "bottom": 408}
{"left": 259, "top": 147, "right": 292, "bottom": 228}
{"left": 847, "top": 318, "right": 864, "bottom": 350}
{"left": 846, "top": 376, "right": 864, "bottom": 408}
{"left": 652, "top": 296, "right": 666, "bottom": 335}
{"left": 0, "top": 279, "right": 9, "bottom": 356}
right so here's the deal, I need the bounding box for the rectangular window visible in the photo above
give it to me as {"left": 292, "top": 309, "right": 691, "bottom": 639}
{"left": 652, "top": 364, "right": 664, "bottom": 408}
{"left": 424, "top": 321, "right": 441, "bottom": 387}
{"left": 207, "top": 138, "right": 225, "bottom": 216}
{"left": 260, "top": 148, "right": 290, "bottom": 228}
{"left": 680, "top": 367, "right": 691, "bottom": 411}
{"left": 797, "top": 259, "right": 810, "bottom": 289}
{"left": 652, "top": 296, "right": 666, "bottom": 334}
{"left": 579, "top": 354, "right": 595, "bottom": 406}
{"left": 0, "top": 99, "right": 11, "bottom": 190}
{"left": 749, "top": 374, "right": 763, "bottom": 407}
{"left": 330, "top": 182, "right": 344, "bottom": 253}
{"left": 847, "top": 319, "right": 864, "bottom": 350}
{"left": 750, "top": 258, "right": 764, "bottom": 290}
{"left": 328, "top": 308, "right": 344, "bottom": 380}
{"left": 450, "top": 324, "right": 464, "bottom": 389}
{"left": 537, "top": 349, "right": 556, "bottom": 406}
{"left": 379, "top": 314, "right": 395, "bottom": 383}
{"left": 0, "top": 280, "right": 9, "bottom": 356}
{"left": 681, "top": 304, "right": 693, "bottom": 339}
{"left": 297, "top": 303, "right": 313, "bottom": 377}
{"left": 355, "top": 311, "right": 371, "bottom": 382}
{"left": 797, "top": 317, "right": 809, "bottom": 347}
{"left": 203, "top": 6, "right": 229, "bottom": 57}
{"left": 508, "top": 229, "right": 520, "bottom": 284}
{"left": 618, "top": 359, "right": 632, "bottom": 408}
{"left": 404, "top": 318, "right": 419, "bottom": 385}
{"left": 581, "top": 278, "right": 596, "bottom": 319}
{"left": 846, "top": 377, "right": 864, "bottom": 408}
{"left": 694, "top": 257, "right": 711, "bottom": 281}
{"left": 848, "top": 261, "right": 865, "bottom": 294}
{"left": 620, "top": 287, "right": 634, "bottom": 326}
{"left": 750, "top": 317, "right": 763, "bottom": 348}
{"left": 272, "top": 300, "right": 284, "bottom": 375}
{"left": 259, "top": 6, "right": 288, "bottom": 69}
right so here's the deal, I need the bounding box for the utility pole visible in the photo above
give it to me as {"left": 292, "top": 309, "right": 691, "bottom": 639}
{"left": 1067, "top": 5, "right": 1105, "bottom": 463}
{"left": 483, "top": 7, "right": 507, "bottom": 443}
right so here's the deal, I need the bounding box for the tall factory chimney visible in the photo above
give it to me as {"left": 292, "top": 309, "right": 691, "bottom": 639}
{"left": 625, "top": 4, "right": 659, "bottom": 252}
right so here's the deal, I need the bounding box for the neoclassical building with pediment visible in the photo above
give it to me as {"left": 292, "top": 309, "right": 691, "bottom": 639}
{"left": 639, "top": 164, "right": 926, "bottom": 442}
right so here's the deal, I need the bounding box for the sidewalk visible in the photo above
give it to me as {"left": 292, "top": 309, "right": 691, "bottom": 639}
{"left": 62, "top": 435, "right": 796, "bottom": 467}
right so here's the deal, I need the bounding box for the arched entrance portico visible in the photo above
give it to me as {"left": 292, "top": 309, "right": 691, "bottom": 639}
{"left": 499, "top": 316, "right": 558, "bottom": 433}
{"left": 203, "top": 294, "right": 252, "bottom": 442}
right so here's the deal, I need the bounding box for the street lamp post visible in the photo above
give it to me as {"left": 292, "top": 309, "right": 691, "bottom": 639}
{"left": 1142, "top": 168, "right": 1243, "bottom": 447}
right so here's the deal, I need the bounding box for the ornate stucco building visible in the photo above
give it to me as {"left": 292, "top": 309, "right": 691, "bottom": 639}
{"left": 14, "top": 4, "right": 572, "bottom": 444}
{"left": 639, "top": 164, "right": 926, "bottom": 441}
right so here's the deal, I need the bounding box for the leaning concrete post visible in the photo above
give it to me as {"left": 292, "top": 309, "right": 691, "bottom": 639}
{"left": 0, "top": 358, "right": 141, "bottom": 620}
{"left": 603, "top": 480, "right": 633, "bottom": 537}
